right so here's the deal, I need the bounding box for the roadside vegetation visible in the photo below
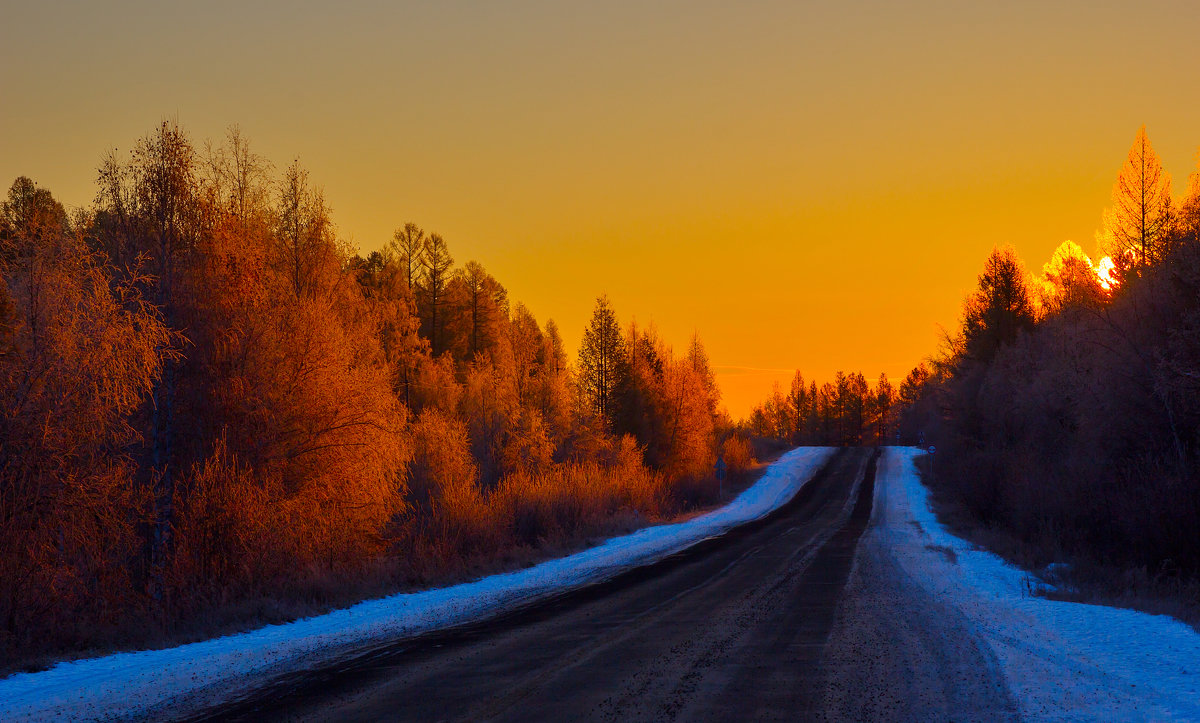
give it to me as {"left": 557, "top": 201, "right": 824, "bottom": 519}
{"left": 0, "top": 121, "right": 753, "bottom": 671}
{"left": 895, "top": 127, "right": 1200, "bottom": 622}
{"left": 744, "top": 126, "right": 1200, "bottom": 623}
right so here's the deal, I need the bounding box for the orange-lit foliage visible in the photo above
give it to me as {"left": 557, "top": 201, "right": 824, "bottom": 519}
{"left": 491, "top": 437, "right": 662, "bottom": 547}
{"left": 168, "top": 437, "right": 269, "bottom": 608}
{"left": 0, "top": 180, "right": 170, "bottom": 652}
{"left": 1100, "top": 126, "right": 1174, "bottom": 271}
{"left": 182, "top": 151, "right": 410, "bottom": 577}
{"left": 0, "top": 122, "right": 734, "bottom": 666}
{"left": 720, "top": 435, "right": 754, "bottom": 474}
{"left": 1037, "top": 241, "right": 1106, "bottom": 314}
{"left": 1180, "top": 154, "right": 1200, "bottom": 248}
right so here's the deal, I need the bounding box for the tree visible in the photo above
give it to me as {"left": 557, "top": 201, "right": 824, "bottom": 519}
{"left": 686, "top": 333, "right": 719, "bottom": 417}
{"left": 899, "top": 363, "right": 930, "bottom": 409}
{"left": 1102, "top": 126, "right": 1174, "bottom": 269}
{"left": 91, "top": 121, "right": 200, "bottom": 588}
{"left": 1038, "top": 240, "right": 1105, "bottom": 313}
{"left": 662, "top": 350, "right": 716, "bottom": 479}
{"left": 203, "top": 125, "right": 272, "bottom": 224}
{"left": 544, "top": 319, "right": 567, "bottom": 377}
{"left": 872, "top": 373, "right": 895, "bottom": 443}
{"left": 419, "top": 233, "right": 454, "bottom": 356}
{"left": 0, "top": 177, "right": 69, "bottom": 253}
{"left": 784, "top": 371, "right": 808, "bottom": 443}
{"left": 353, "top": 247, "right": 426, "bottom": 407}
{"left": 770, "top": 382, "right": 792, "bottom": 440}
{"left": 0, "top": 180, "right": 170, "bottom": 647}
{"left": 1177, "top": 150, "right": 1200, "bottom": 248}
{"left": 578, "top": 295, "right": 627, "bottom": 427}
{"left": 391, "top": 222, "right": 425, "bottom": 291}
{"left": 537, "top": 318, "right": 572, "bottom": 446}
{"left": 508, "top": 302, "right": 544, "bottom": 403}
{"left": 454, "top": 260, "right": 507, "bottom": 360}
{"left": 962, "top": 247, "right": 1036, "bottom": 363}
{"left": 841, "top": 372, "right": 870, "bottom": 444}
{"left": 276, "top": 159, "right": 336, "bottom": 299}
{"left": 100, "top": 119, "right": 201, "bottom": 310}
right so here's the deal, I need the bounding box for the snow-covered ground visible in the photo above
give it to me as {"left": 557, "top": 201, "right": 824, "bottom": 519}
{"left": 878, "top": 447, "right": 1200, "bottom": 721}
{"left": 0, "top": 447, "right": 834, "bottom": 722}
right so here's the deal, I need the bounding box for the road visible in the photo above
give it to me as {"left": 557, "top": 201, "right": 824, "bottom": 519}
{"left": 193, "top": 448, "right": 1017, "bottom": 722}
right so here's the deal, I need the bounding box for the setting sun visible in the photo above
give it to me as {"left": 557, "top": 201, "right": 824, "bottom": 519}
{"left": 1097, "top": 255, "right": 1118, "bottom": 290}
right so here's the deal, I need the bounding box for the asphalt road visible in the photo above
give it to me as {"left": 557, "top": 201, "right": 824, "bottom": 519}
{"left": 193, "top": 447, "right": 1016, "bottom": 722}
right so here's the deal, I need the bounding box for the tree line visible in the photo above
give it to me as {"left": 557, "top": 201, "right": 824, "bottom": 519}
{"left": 898, "top": 126, "right": 1200, "bottom": 585}
{"left": 746, "top": 370, "right": 897, "bottom": 446}
{"left": 0, "top": 121, "right": 744, "bottom": 664}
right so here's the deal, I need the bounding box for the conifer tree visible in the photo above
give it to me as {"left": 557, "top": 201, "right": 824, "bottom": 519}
{"left": 391, "top": 222, "right": 425, "bottom": 291}
{"left": 419, "top": 233, "right": 454, "bottom": 356}
{"left": 578, "top": 295, "right": 627, "bottom": 427}
{"left": 962, "top": 247, "right": 1036, "bottom": 363}
{"left": 1102, "top": 126, "right": 1174, "bottom": 268}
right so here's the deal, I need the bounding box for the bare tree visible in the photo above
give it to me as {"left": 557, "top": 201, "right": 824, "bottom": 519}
{"left": 204, "top": 125, "right": 272, "bottom": 225}
{"left": 275, "top": 159, "right": 335, "bottom": 299}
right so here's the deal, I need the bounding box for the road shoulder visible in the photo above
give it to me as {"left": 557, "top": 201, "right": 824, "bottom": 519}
{"left": 832, "top": 447, "right": 1200, "bottom": 721}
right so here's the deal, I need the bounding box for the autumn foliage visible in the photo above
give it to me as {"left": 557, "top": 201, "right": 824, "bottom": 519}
{"left": 0, "top": 122, "right": 732, "bottom": 665}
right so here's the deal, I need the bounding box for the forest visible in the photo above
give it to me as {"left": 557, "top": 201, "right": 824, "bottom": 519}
{"left": 745, "top": 370, "right": 897, "bottom": 447}
{"left": 0, "top": 122, "right": 746, "bottom": 666}
{"left": 8, "top": 118, "right": 1199, "bottom": 672}
{"left": 894, "top": 127, "right": 1200, "bottom": 602}
{"left": 746, "top": 125, "right": 1200, "bottom": 605}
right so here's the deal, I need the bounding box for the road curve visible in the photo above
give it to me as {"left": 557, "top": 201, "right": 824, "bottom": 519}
{"left": 190, "top": 447, "right": 1013, "bottom": 722}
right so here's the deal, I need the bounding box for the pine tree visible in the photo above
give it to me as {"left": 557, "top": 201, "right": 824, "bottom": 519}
{"left": 578, "top": 295, "right": 627, "bottom": 427}
{"left": 962, "top": 247, "right": 1036, "bottom": 363}
{"left": 873, "top": 373, "right": 895, "bottom": 443}
{"left": 787, "top": 370, "right": 807, "bottom": 443}
{"left": 457, "top": 260, "right": 506, "bottom": 359}
{"left": 419, "top": 233, "right": 454, "bottom": 356}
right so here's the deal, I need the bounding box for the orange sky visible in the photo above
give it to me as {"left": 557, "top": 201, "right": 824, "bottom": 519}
{"left": 3, "top": 1, "right": 1199, "bottom": 417}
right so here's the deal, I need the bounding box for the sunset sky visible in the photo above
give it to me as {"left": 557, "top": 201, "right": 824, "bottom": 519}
{"left": 3, "top": 1, "right": 1199, "bottom": 417}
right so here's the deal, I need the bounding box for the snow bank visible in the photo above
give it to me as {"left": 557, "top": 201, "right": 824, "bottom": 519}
{"left": 879, "top": 447, "right": 1200, "bottom": 721}
{"left": 0, "top": 447, "right": 834, "bottom": 722}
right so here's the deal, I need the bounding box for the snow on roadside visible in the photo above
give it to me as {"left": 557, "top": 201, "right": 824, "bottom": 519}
{"left": 879, "top": 447, "right": 1200, "bottom": 721}
{"left": 0, "top": 447, "right": 834, "bottom": 722}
